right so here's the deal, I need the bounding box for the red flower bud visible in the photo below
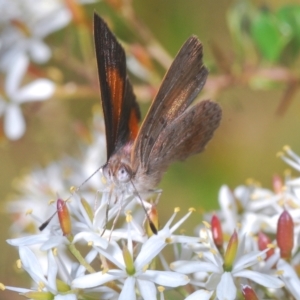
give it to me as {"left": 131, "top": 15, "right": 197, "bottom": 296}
{"left": 211, "top": 214, "right": 223, "bottom": 250}
{"left": 242, "top": 284, "right": 259, "bottom": 300}
{"left": 57, "top": 199, "right": 72, "bottom": 236}
{"left": 277, "top": 210, "right": 294, "bottom": 260}
{"left": 258, "top": 232, "right": 274, "bottom": 259}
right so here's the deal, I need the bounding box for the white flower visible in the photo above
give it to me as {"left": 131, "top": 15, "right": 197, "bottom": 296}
{"left": 0, "top": 54, "right": 55, "bottom": 140}
{"left": 3, "top": 247, "right": 78, "bottom": 299}
{"left": 6, "top": 161, "right": 75, "bottom": 236}
{"left": 171, "top": 233, "right": 283, "bottom": 300}
{"left": 0, "top": 0, "right": 71, "bottom": 70}
{"left": 72, "top": 210, "right": 193, "bottom": 300}
{"left": 210, "top": 184, "right": 286, "bottom": 241}
{"left": 3, "top": 245, "right": 116, "bottom": 299}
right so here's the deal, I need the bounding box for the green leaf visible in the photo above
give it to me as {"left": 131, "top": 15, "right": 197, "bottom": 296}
{"left": 277, "top": 5, "right": 300, "bottom": 62}
{"left": 251, "top": 9, "right": 291, "bottom": 63}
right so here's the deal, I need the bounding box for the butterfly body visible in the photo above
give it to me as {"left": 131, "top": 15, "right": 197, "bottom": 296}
{"left": 94, "top": 13, "right": 222, "bottom": 198}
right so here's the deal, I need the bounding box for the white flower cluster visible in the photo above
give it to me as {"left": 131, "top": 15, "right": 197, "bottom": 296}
{"left": 2, "top": 111, "right": 300, "bottom": 299}
{"left": 0, "top": 0, "right": 72, "bottom": 140}
{"left": 0, "top": 0, "right": 98, "bottom": 140}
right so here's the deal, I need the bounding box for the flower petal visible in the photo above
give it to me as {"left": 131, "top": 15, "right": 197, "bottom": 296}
{"left": 72, "top": 270, "right": 124, "bottom": 288}
{"left": 7, "top": 234, "right": 50, "bottom": 246}
{"left": 54, "top": 295, "right": 77, "bottom": 300}
{"left": 28, "top": 39, "right": 51, "bottom": 63}
{"left": 119, "top": 277, "right": 136, "bottom": 300}
{"left": 73, "top": 232, "right": 108, "bottom": 249}
{"left": 233, "top": 250, "right": 266, "bottom": 272}
{"left": 136, "top": 279, "right": 156, "bottom": 300}
{"left": 134, "top": 234, "right": 167, "bottom": 270}
{"left": 4, "top": 104, "right": 25, "bottom": 140}
{"left": 277, "top": 259, "right": 300, "bottom": 299}
{"left": 47, "top": 250, "right": 58, "bottom": 292}
{"left": 140, "top": 270, "right": 189, "bottom": 287}
{"left": 16, "top": 79, "right": 55, "bottom": 103}
{"left": 184, "top": 289, "right": 214, "bottom": 300}
{"left": 3, "top": 286, "right": 31, "bottom": 294}
{"left": 95, "top": 240, "right": 124, "bottom": 270}
{"left": 233, "top": 269, "right": 283, "bottom": 288}
{"left": 218, "top": 185, "right": 237, "bottom": 232}
{"left": 5, "top": 54, "right": 28, "bottom": 98}
{"left": 92, "top": 202, "right": 108, "bottom": 229}
{"left": 205, "top": 273, "right": 221, "bottom": 290}
{"left": 40, "top": 236, "right": 69, "bottom": 250}
{"left": 19, "top": 247, "right": 48, "bottom": 286}
{"left": 34, "top": 9, "right": 71, "bottom": 38}
{"left": 216, "top": 272, "right": 236, "bottom": 300}
{"left": 171, "top": 260, "right": 220, "bottom": 274}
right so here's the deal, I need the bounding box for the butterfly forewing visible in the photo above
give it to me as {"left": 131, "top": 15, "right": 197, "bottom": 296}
{"left": 132, "top": 36, "right": 208, "bottom": 170}
{"left": 94, "top": 14, "right": 140, "bottom": 160}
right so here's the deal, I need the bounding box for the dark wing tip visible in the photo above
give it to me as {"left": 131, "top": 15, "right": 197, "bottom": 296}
{"left": 94, "top": 12, "right": 105, "bottom": 32}
{"left": 183, "top": 35, "right": 204, "bottom": 56}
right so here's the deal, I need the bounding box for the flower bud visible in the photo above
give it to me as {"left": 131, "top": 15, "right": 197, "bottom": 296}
{"left": 258, "top": 232, "right": 274, "bottom": 260}
{"left": 224, "top": 230, "right": 238, "bottom": 271}
{"left": 211, "top": 214, "right": 223, "bottom": 252}
{"left": 277, "top": 210, "right": 294, "bottom": 260}
{"left": 57, "top": 199, "right": 72, "bottom": 236}
{"left": 242, "top": 284, "right": 259, "bottom": 300}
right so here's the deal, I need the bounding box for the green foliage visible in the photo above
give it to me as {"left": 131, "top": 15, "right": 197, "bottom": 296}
{"left": 251, "top": 8, "right": 292, "bottom": 63}
{"left": 228, "top": 2, "right": 300, "bottom": 65}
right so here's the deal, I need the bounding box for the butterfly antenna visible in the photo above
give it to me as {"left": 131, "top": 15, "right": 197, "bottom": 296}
{"left": 130, "top": 180, "right": 158, "bottom": 235}
{"left": 39, "top": 212, "right": 56, "bottom": 231}
{"left": 75, "top": 164, "right": 104, "bottom": 191}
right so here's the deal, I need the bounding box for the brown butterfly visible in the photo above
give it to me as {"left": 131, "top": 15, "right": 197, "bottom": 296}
{"left": 94, "top": 13, "right": 222, "bottom": 232}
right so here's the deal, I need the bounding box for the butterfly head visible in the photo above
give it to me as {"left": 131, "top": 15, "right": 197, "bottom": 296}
{"left": 102, "top": 156, "right": 133, "bottom": 188}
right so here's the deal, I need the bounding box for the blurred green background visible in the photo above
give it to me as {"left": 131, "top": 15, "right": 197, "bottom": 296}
{"left": 2, "top": 0, "right": 300, "bottom": 298}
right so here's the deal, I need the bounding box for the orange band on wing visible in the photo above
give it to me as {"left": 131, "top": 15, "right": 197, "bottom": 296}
{"left": 107, "top": 67, "right": 124, "bottom": 127}
{"left": 129, "top": 107, "right": 139, "bottom": 141}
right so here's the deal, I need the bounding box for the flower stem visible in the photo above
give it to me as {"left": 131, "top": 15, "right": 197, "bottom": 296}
{"left": 68, "top": 243, "right": 95, "bottom": 274}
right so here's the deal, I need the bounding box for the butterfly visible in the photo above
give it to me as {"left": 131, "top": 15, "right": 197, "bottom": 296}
{"left": 94, "top": 13, "right": 222, "bottom": 232}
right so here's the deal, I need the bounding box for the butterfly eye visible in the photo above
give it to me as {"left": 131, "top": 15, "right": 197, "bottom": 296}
{"left": 117, "top": 165, "right": 131, "bottom": 183}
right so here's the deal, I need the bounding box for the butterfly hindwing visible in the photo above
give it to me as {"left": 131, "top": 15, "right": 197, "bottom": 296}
{"left": 147, "top": 100, "right": 222, "bottom": 174}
